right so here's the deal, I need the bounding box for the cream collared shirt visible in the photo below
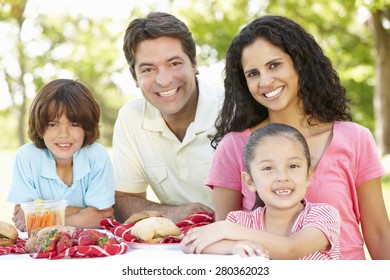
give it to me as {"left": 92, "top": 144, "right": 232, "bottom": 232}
{"left": 113, "top": 79, "right": 224, "bottom": 209}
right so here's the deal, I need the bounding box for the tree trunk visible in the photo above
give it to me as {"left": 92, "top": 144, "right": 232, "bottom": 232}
{"left": 368, "top": 10, "right": 390, "bottom": 155}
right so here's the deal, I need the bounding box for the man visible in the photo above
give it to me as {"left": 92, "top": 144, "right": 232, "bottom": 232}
{"left": 113, "top": 12, "right": 223, "bottom": 223}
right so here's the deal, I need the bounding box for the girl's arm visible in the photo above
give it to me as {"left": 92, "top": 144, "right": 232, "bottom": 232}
{"left": 181, "top": 238, "right": 269, "bottom": 258}
{"left": 182, "top": 220, "right": 331, "bottom": 260}
{"left": 358, "top": 177, "right": 390, "bottom": 259}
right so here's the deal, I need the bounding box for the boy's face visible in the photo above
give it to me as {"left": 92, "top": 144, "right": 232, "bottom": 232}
{"left": 43, "top": 113, "right": 84, "bottom": 165}
{"left": 132, "top": 36, "right": 198, "bottom": 122}
{"left": 242, "top": 135, "right": 311, "bottom": 211}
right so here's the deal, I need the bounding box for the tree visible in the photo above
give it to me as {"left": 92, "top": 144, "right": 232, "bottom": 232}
{"left": 180, "top": 0, "right": 390, "bottom": 154}
{"left": 0, "top": 0, "right": 29, "bottom": 146}
{"left": 367, "top": 1, "right": 390, "bottom": 155}
{"left": 0, "top": 0, "right": 131, "bottom": 148}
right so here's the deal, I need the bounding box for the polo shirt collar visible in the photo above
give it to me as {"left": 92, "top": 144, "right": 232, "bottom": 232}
{"left": 142, "top": 78, "right": 220, "bottom": 134}
{"left": 41, "top": 148, "right": 91, "bottom": 181}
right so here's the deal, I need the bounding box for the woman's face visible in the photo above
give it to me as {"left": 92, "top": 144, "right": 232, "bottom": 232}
{"left": 241, "top": 38, "right": 300, "bottom": 115}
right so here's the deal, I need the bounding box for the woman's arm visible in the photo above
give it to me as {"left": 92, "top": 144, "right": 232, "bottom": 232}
{"left": 358, "top": 177, "right": 390, "bottom": 259}
{"left": 213, "top": 187, "right": 242, "bottom": 221}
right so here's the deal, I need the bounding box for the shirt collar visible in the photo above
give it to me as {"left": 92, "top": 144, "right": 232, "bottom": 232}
{"left": 143, "top": 78, "right": 222, "bottom": 134}
{"left": 41, "top": 147, "right": 91, "bottom": 181}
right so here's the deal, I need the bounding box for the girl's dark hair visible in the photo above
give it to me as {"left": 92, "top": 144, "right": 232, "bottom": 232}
{"left": 123, "top": 12, "right": 197, "bottom": 80}
{"left": 28, "top": 79, "right": 100, "bottom": 148}
{"left": 244, "top": 123, "right": 311, "bottom": 209}
{"left": 211, "top": 15, "right": 352, "bottom": 149}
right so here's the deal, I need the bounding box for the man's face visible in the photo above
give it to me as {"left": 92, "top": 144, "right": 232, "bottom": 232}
{"left": 133, "top": 36, "right": 198, "bottom": 121}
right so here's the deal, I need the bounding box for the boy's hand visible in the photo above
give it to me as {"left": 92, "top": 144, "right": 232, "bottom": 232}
{"left": 12, "top": 204, "right": 27, "bottom": 232}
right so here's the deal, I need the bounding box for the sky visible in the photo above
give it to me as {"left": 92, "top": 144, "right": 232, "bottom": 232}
{"left": 0, "top": 0, "right": 225, "bottom": 109}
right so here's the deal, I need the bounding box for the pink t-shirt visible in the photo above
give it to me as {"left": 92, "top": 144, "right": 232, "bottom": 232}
{"left": 206, "top": 121, "right": 386, "bottom": 259}
{"left": 226, "top": 199, "right": 341, "bottom": 260}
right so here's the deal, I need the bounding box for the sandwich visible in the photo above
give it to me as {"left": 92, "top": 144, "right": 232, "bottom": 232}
{"left": 131, "top": 217, "right": 183, "bottom": 243}
{"left": 0, "top": 221, "right": 18, "bottom": 246}
{"left": 124, "top": 210, "right": 163, "bottom": 224}
{"left": 25, "top": 225, "right": 77, "bottom": 253}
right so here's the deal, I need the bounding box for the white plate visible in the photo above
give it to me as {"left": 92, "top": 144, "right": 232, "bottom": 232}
{"left": 127, "top": 243, "right": 180, "bottom": 250}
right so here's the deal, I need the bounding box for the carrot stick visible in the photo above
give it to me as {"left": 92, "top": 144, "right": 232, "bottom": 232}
{"left": 33, "top": 214, "right": 42, "bottom": 230}
{"left": 41, "top": 212, "right": 48, "bottom": 227}
{"left": 27, "top": 214, "right": 35, "bottom": 235}
{"left": 46, "top": 211, "right": 55, "bottom": 226}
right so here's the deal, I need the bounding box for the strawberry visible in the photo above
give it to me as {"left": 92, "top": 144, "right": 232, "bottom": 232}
{"left": 41, "top": 236, "right": 58, "bottom": 253}
{"left": 97, "top": 236, "right": 119, "bottom": 245}
{"left": 76, "top": 229, "right": 106, "bottom": 245}
{"left": 40, "top": 229, "right": 60, "bottom": 253}
{"left": 56, "top": 232, "right": 73, "bottom": 253}
{"left": 78, "top": 234, "right": 95, "bottom": 246}
{"left": 72, "top": 228, "right": 85, "bottom": 240}
{"left": 83, "top": 229, "right": 106, "bottom": 239}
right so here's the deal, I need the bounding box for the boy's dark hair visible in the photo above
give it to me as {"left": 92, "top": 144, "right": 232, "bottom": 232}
{"left": 28, "top": 79, "right": 100, "bottom": 148}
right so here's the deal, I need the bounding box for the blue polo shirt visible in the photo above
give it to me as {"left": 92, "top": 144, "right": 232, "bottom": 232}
{"left": 7, "top": 143, "right": 114, "bottom": 210}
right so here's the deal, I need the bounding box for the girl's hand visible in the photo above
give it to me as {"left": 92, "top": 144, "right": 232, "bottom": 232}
{"left": 180, "top": 221, "right": 227, "bottom": 254}
{"left": 232, "top": 240, "right": 269, "bottom": 258}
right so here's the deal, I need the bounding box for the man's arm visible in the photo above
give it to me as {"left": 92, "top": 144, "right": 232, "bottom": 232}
{"left": 114, "top": 191, "right": 214, "bottom": 223}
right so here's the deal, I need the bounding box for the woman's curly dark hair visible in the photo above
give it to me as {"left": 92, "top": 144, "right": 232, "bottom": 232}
{"left": 210, "top": 15, "right": 352, "bottom": 149}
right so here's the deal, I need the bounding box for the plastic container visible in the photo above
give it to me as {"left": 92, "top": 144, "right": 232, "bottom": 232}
{"left": 21, "top": 200, "right": 67, "bottom": 237}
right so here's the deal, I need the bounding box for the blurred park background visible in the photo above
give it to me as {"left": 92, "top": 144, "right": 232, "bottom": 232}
{"left": 0, "top": 0, "right": 389, "bottom": 227}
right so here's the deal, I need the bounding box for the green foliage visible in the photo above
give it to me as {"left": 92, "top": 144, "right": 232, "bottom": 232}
{"left": 178, "top": 0, "right": 379, "bottom": 133}
{"left": 0, "top": 5, "right": 134, "bottom": 148}
{"left": 0, "top": 0, "right": 387, "bottom": 149}
{"left": 177, "top": 0, "right": 264, "bottom": 63}
{"left": 265, "top": 0, "right": 376, "bottom": 132}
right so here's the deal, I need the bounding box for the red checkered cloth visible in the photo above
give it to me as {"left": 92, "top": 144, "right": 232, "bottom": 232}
{"left": 100, "top": 211, "right": 214, "bottom": 243}
{"left": 30, "top": 243, "right": 128, "bottom": 260}
{"left": 0, "top": 238, "right": 27, "bottom": 256}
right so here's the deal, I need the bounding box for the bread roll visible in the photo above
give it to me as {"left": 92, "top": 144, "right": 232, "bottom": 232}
{"left": 124, "top": 211, "right": 163, "bottom": 224}
{"left": 0, "top": 221, "right": 18, "bottom": 246}
{"left": 131, "top": 217, "right": 182, "bottom": 243}
{"left": 25, "top": 225, "right": 76, "bottom": 253}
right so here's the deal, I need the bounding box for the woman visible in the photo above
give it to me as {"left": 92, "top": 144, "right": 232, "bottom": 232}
{"left": 206, "top": 15, "right": 390, "bottom": 259}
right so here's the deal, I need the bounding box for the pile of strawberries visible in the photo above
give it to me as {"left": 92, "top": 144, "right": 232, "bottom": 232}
{"left": 40, "top": 228, "right": 120, "bottom": 254}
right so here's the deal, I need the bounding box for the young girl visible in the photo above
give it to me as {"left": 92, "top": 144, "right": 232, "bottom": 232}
{"left": 181, "top": 123, "right": 341, "bottom": 259}
{"left": 206, "top": 15, "right": 390, "bottom": 259}
{"left": 7, "top": 79, "right": 115, "bottom": 230}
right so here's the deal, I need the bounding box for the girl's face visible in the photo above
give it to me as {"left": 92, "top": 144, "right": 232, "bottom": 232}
{"left": 242, "top": 134, "right": 311, "bottom": 211}
{"left": 43, "top": 113, "right": 85, "bottom": 165}
{"left": 241, "top": 38, "right": 300, "bottom": 114}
